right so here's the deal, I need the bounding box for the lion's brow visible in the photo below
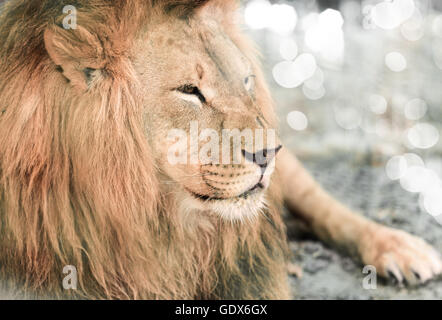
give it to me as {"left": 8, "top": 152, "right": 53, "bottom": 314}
{"left": 199, "top": 31, "right": 248, "bottom": 86}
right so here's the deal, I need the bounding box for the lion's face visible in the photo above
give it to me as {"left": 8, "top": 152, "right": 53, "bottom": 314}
{"left": 42, "top": 2, "right": 280, "bottom": 221}
{"left": 134, "top": 17, "right": 280, "bottom": 221}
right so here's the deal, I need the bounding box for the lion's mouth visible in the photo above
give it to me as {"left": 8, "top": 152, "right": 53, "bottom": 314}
{"left": 186, "top": 182, "right": 264, "bottom": 202}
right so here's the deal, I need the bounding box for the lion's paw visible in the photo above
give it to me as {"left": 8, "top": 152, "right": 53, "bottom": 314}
{"left": 359, "top": 225, "right": 442, "bottom": 286}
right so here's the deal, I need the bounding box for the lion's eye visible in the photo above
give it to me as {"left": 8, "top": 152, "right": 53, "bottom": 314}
{"left": 244, "top": 75, "right": 256, "bottom": 92}
{"left": 177, "top": 85, "right": 206, "bottom": 104}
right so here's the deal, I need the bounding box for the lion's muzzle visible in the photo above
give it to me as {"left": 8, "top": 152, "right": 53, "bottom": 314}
{"left": 193, "top": 145, "right": 282, "bottom": 200}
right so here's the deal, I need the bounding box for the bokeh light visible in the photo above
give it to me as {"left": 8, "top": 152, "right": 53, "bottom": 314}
{"left": 279, "top": 38, "right": 298, "bottom": 61}
{"left": 403, "top": 152, "right": 425, "bottom": 167}
{"left": 244, "top": 0, "right": 297, "bottom": 35}
{"left": 385, "top": 52, "right": 407, "bottom": 72}
{"left": 407, "top": 123, "right": 440, "bottom": 149}
{"left": 303, "top": 68, "right": 324, "bottom": 90}
{"left": 368, "top": 94, "right": 388, "bottom": 115}
{"left": 432, "top": 40, "right": 442, "bottom": 69}
{"left": 386, "top": 155, "right": 408, "bottom": 180}
{"left": 404, "top": 98, "right": 427, "bottom": 120}
{"left": 400, "top": 165, "right": 439, "bottom": 193}
{"left": 244, "top": 0, "right": 271, "bottom": 30}
{"left": 302, "top": 84, "right": 326, "bottom": 100}
{"left": 432, "top": 15, "right": 442, "bottom": 37}
{"left": 371, "top": 0, "right": 415, "bottom": 30}
{"left": 334, "top": 105, "right": 362, "bottom": 130}
{"left": 287, "top": 111, "right": 308, "bottom": 131}
{"left": 421, "top": 188, "right": 442, "bottom": 217}
{"left": 268, "top": 4, "right": 298, "bottom": 35}
{"left": 305, "top": 9, "right": 344, "bottom": 64}
{"left": 401, "top": 13, "right": 424, "bottom": 41}
{"left": 272, "top": 53, "right": 317, "bottom": 88}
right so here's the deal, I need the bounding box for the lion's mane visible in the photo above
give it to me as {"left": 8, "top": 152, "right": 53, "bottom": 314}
{"left": 0, "top": 0, "right": 289, "bottom": 299}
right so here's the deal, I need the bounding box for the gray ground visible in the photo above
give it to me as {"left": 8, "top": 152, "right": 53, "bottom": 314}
{"left": 287, "top": 153, "right": 442, "bottom": 299}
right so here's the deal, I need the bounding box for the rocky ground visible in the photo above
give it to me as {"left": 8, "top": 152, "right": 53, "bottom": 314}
{"left": 287, "top": 153, "right": 442, "bottom": 299}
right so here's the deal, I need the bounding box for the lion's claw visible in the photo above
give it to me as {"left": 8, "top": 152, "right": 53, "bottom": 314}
{"left": 359, "top": 225, "right": 442, "bottom": 286}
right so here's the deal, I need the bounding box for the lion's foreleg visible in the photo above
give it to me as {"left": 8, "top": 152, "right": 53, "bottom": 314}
{"left": 277, "top": 148, "right": 369, "bottom": 256}
{"left": 278, "top": 148, "right": 442, "bottom": 284}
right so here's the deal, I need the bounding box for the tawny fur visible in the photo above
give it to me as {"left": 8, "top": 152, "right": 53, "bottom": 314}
{"left": 0, "top": 0, "right": 290, "bottom": 299}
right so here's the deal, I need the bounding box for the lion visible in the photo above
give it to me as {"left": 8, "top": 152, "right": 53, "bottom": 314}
{"left": 0, "top": 0, "right": 440, "bottom": 299}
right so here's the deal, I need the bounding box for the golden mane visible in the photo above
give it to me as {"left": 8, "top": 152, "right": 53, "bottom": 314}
{"left": 0, "top": 0, "right": 289, "bottom": 299}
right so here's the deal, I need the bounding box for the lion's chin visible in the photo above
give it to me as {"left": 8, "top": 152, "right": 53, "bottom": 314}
{"left": 179, "top": 190, "right": 266, "bottom": 222}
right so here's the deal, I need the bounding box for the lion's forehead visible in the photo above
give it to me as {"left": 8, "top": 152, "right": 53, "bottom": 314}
{"left": 200, "top": 27, "right": 251, "bottom": 83}
{"left": 143, "top": 20, "right": 251, "bottom": 87}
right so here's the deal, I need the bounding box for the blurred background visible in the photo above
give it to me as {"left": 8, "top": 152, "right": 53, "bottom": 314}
{"left": 239, "top": 0, "right": 442, "bottom": 298}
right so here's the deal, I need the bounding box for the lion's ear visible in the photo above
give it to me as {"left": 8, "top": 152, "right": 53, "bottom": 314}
{"left": 44, "top": 25, "right": 105, "bottom": 90}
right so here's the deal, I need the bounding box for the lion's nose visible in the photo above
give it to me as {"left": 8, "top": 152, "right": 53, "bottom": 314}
{"left": 241, "top": 145, "right": 282, "bottom": 169}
